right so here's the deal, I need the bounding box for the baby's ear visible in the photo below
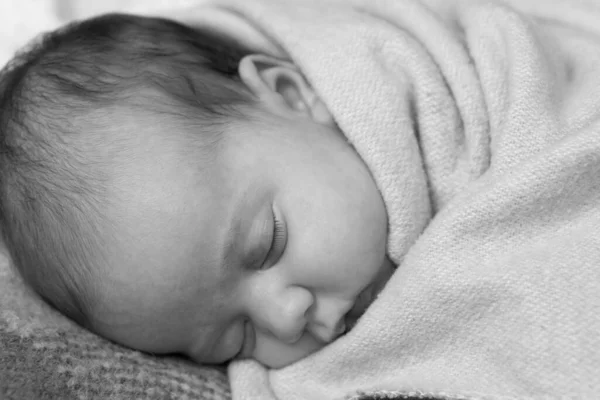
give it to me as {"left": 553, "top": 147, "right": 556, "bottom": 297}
{"left": 238, "top": 54, "right": 334, "bottom": 126}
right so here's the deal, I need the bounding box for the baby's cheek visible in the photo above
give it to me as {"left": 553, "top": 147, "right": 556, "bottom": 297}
{"left": 253, "top": 332, "right": 324, "bottom": 369}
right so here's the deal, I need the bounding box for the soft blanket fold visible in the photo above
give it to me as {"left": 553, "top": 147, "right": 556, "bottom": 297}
{"left": 166, "top": 0, "right": 600, "bottom": 399}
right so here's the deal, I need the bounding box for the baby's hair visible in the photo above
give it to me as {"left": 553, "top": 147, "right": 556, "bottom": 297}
{"left": 0, "top": 13, "right": 256, "bottom": 327}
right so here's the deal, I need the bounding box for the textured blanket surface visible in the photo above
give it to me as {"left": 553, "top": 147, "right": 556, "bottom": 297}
{"left": 162, "top": 0, "right": 600, "bottom": 399}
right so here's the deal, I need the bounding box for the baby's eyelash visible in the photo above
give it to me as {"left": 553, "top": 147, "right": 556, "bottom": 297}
{"left": 259, "top": 212, "right": 286, "bottom": 269}
{"left": 273, "top": 216, "right": 285, "bottom": 244}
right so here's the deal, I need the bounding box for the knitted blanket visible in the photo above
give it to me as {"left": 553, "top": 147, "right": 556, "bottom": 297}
{"left": 169, "top": 0, "right": 600, "bottom": 399}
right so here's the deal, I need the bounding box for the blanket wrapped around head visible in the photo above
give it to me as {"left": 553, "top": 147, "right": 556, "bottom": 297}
{"left": 167, "top": 0, "right": 600, "bottom": 399}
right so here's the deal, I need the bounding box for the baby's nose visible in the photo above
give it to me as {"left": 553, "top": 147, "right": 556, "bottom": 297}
{"left": 262, "top": 286, "right": 314, "bottom": 343}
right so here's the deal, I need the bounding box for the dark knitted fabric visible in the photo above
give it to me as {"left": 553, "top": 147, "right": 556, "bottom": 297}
{"left": 0, "top": 324, "right": 231, "bottom": 400}
{"left": 0, "top": 322, "right": 231, "bottom": 400}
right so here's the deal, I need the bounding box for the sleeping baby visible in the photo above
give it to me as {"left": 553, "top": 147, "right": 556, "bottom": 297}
{"left": 4, "top": 0, "right": 600, "bottom": 398}
{"left": 0, "top": 13, "right": 395, "bottom": 368}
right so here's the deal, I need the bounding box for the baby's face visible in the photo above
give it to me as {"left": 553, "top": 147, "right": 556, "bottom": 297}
{"left": 91, "top": 107, "right": 391, "bottom": 368}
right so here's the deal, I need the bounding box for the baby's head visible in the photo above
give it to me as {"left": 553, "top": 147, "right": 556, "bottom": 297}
{"left": 0, "top": 13, "right": 392, "bottom": 368}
